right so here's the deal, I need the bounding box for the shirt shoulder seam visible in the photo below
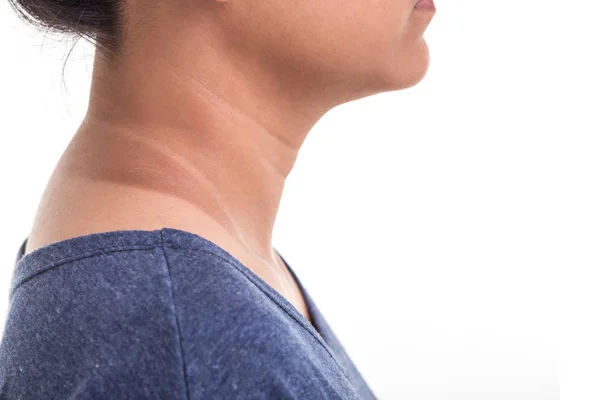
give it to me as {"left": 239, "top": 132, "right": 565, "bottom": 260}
{"left": 159, "top": 230, "right": 191, "bottom": 400}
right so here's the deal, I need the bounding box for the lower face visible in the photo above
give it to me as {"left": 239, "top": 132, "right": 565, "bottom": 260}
{"left": 219, "top": 0, "right": 437, "bottom": 98}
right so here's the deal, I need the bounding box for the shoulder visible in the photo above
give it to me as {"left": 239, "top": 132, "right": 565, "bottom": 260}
{"left": 1, "top": 228, "right": 334, "bottom": 399}
{"left": 1, "top": 232, "right": 191, "bottom": 398}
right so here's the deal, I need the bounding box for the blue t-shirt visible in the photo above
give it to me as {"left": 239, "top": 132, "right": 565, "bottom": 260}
{"left": 0, "top": 227, "right": 376, "bottom": 399}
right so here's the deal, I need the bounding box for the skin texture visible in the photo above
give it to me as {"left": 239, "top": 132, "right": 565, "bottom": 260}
{"left": 26, "top": 0, "right": 436, "bottom": 323}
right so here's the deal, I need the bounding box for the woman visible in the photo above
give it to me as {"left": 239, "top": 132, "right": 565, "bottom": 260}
{"left": 0, "top": 0, "right": 436, "bottom": 397}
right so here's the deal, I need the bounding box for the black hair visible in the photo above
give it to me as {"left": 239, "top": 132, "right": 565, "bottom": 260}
{"left": 8, "top": 0, "right": 126, "bottom": 58}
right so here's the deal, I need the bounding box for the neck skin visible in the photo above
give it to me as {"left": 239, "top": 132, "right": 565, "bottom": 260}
{"left": 63, "top": 19, "right": 341, "bottom": 265}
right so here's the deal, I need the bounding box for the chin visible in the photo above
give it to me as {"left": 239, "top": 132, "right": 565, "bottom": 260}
{"left": 385, "top": 39, "right": 431, "bottom": 91}
{"left": 338, "top": 39, "right": 431, "bottom": 104}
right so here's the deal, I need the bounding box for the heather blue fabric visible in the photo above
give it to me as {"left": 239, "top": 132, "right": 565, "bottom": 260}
{"left": 0, "top": 227, "right": 376, "bottom": 399}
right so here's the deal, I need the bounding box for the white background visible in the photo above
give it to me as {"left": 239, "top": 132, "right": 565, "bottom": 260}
{"left": 1, "top": 0, "right": 599, "bottom": 398}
